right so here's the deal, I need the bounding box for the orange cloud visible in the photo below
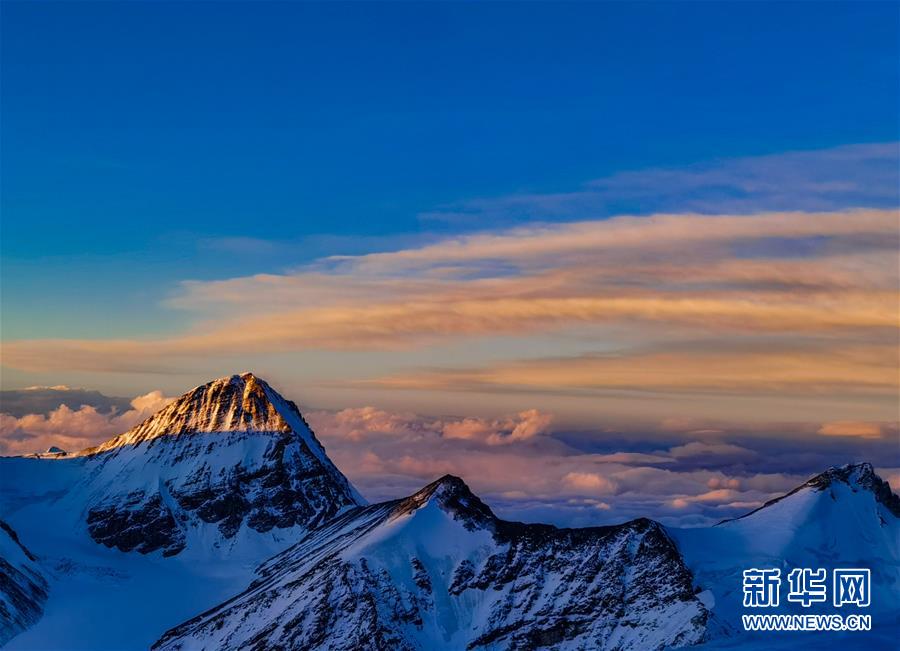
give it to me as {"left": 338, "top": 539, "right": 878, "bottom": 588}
{"left": 562, "top": 472, "right": 617, "bottom": 494}
{"left": 670, "top": 488, "right": 745, "bottom": 508}
{"left": 366, "top": 344, "right": 898, "bottom": 396}
{"left": 817, "top": 421, "right": 886, "bottom": 439}
{"left": 330, "top": 209, "right": 898, "bottom": 273}
{"left": 707, "top": 477, "right": 742, "bottom": 489}
{"left": 1, "top": 209, "right": 896, "bottom": 385}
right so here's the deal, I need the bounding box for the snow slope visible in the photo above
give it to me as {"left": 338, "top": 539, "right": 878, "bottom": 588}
{"left": 0, "top": 522, "right": 47, "bottom": 646}
{"left": 154, "top": 476, "right": 710, "bottom": 651}
{"left": 0, "top": 373, "right": 364, "bottom": 649}
{"left": 672, "top": 463, "right": 900, "bottom": 650}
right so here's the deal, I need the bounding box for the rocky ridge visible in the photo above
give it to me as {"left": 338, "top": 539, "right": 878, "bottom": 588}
{"left": 154, "top": 475, "right": 710, "bottom": 651}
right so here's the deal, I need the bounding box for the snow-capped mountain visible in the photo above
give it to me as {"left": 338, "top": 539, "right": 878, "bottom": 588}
{"left": 0, "top": 373, "right": 365, "bottom": 649}
{"left": 673, "top": 462, "right": 900, "bottom": 649}
{"left": 75, "top": 372, "right": 364, "bottom": 556}
{"left": 0, "top": 522, "right": 47, "bottom": 646}
{"left": 153, "top": 475, "right": 710, "bottom": 651}
{"left": 2, "top": 373, "right": 897, "bottom": 651}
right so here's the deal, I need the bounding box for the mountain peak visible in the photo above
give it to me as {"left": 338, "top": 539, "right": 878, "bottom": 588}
{"left": 62, "top": 373, "right": 364, "bottom": 556}
{"left": 430, "top": 473, "right": 469, "bottom": 491}
{"left": 806, "top": 461, "right": 874, "bottom": 487}
{"left": 723, "top": 461, "right": 900, "bottom": 524}
{"left": 417, "top": 474, "right": 478, "bottom": 502}
{"left": 392, "top": 474, "right": 496, "bottom": 528}
{"left": 154, "top": 472, "right": 708, "bottom": 651}
{"left": 82, "top": 372, "right": 303, "bottom": 454}
{"left": 805, "top": 462, "right": 900, "bottom": 516}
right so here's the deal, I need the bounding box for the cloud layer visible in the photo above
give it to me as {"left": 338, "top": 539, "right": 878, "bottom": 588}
{"left": 2, "top": 209, "right": 896, "bottom": 372}
{"left": 2, "top": 388, "right": 897, "bottom": 527}
{"left": 421, "top": 142, "right": 899, "bottom": 222}
{"left": 0, "top": 386, "right": 133, "bottom": 417}
{"left": 305, "top": 406, "right": 552, "bottom": 446}
{"left": 0, "top": 390, "right": 173, "bottom": 455}
{"left": 2, "top": 143, "right": 897, "bottom": 435}
{"left": 298, "top": 405, "right": 900, "bottom": 527}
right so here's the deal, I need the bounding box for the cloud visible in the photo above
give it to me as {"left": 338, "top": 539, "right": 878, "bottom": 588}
{"left": 302, "top": 402, "right": 887, "bottom": 526}
{"left": 421, "top": 142, "right": 899, "bottom": 223}
{"left": 884, "top": 470, "right": 900, "bottom": 491}
{"left": 1, "top": 199, "right": 896, "bottom": 436}
{"left": 668, "top": 441, "right": 758, "bottom": 460}
{"left": 305, "top": 406, "right": 552, "bottom": 446}
{"left": 671, "top": 489, "right": 752, "bottom": 509}
{"left": 0, "top": 391, "right": 173, "bottom": 456}
{"left": 305, "top": 406, "right": 439, "bottom": 442}
{"left": 817, "top": 421, "right": 885, "bottom": 439}
{"left": 562, "top": 472, "right": 617, "bottom": 494}
{"left": 588, "top": 452, "right": 674, "bottom": 465}
{"left": 0, "top": 386, "right": 133, "bottom": 418}
{"left": 686, "top": 488, "right": 743, "bottom": 503}
{"left": 443, "top": 409, "right": 553, "bottom": 445}
{"left": 333, "top": 209, "right": 898, "bottom": 283}
{"left": 707, "top": 477, "right": 742, "bottom": 489}
{"left": 1, "top": 208, "right": 896, "bottom": 378}
{"left": 364, "top": 343, "right": 898, "bottom": 397}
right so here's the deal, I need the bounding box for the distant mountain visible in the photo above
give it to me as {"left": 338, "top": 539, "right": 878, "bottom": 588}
{"left": 715, "top": 462, "right": 899, "bottom": 526}
{"left": 673, "top": 462, "right": 900, "bottom": 648}
{"left": 154, "top": 475, "right": 709, "bottom": 651}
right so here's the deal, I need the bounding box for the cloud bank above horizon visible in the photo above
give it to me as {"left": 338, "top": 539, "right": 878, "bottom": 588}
{"left": 3, "top": 204, "right": 896, "bottom": 426}
{"left": 1, "top": 142, "right": 898, "bottom": 497}
{"left": 1, "top": 385, "right": 897, "bottom": 528}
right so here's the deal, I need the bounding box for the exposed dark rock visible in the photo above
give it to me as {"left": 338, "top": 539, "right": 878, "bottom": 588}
{"left": 87, "top": 493, "right": 185, "bottom": 556}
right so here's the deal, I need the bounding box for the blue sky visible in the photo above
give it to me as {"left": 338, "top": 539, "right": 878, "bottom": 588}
{"left": 2, "top": 1, "right": 898, "bottom": 339}
{"left": 1, "top": 1, "right": 898, "bottom": 524}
